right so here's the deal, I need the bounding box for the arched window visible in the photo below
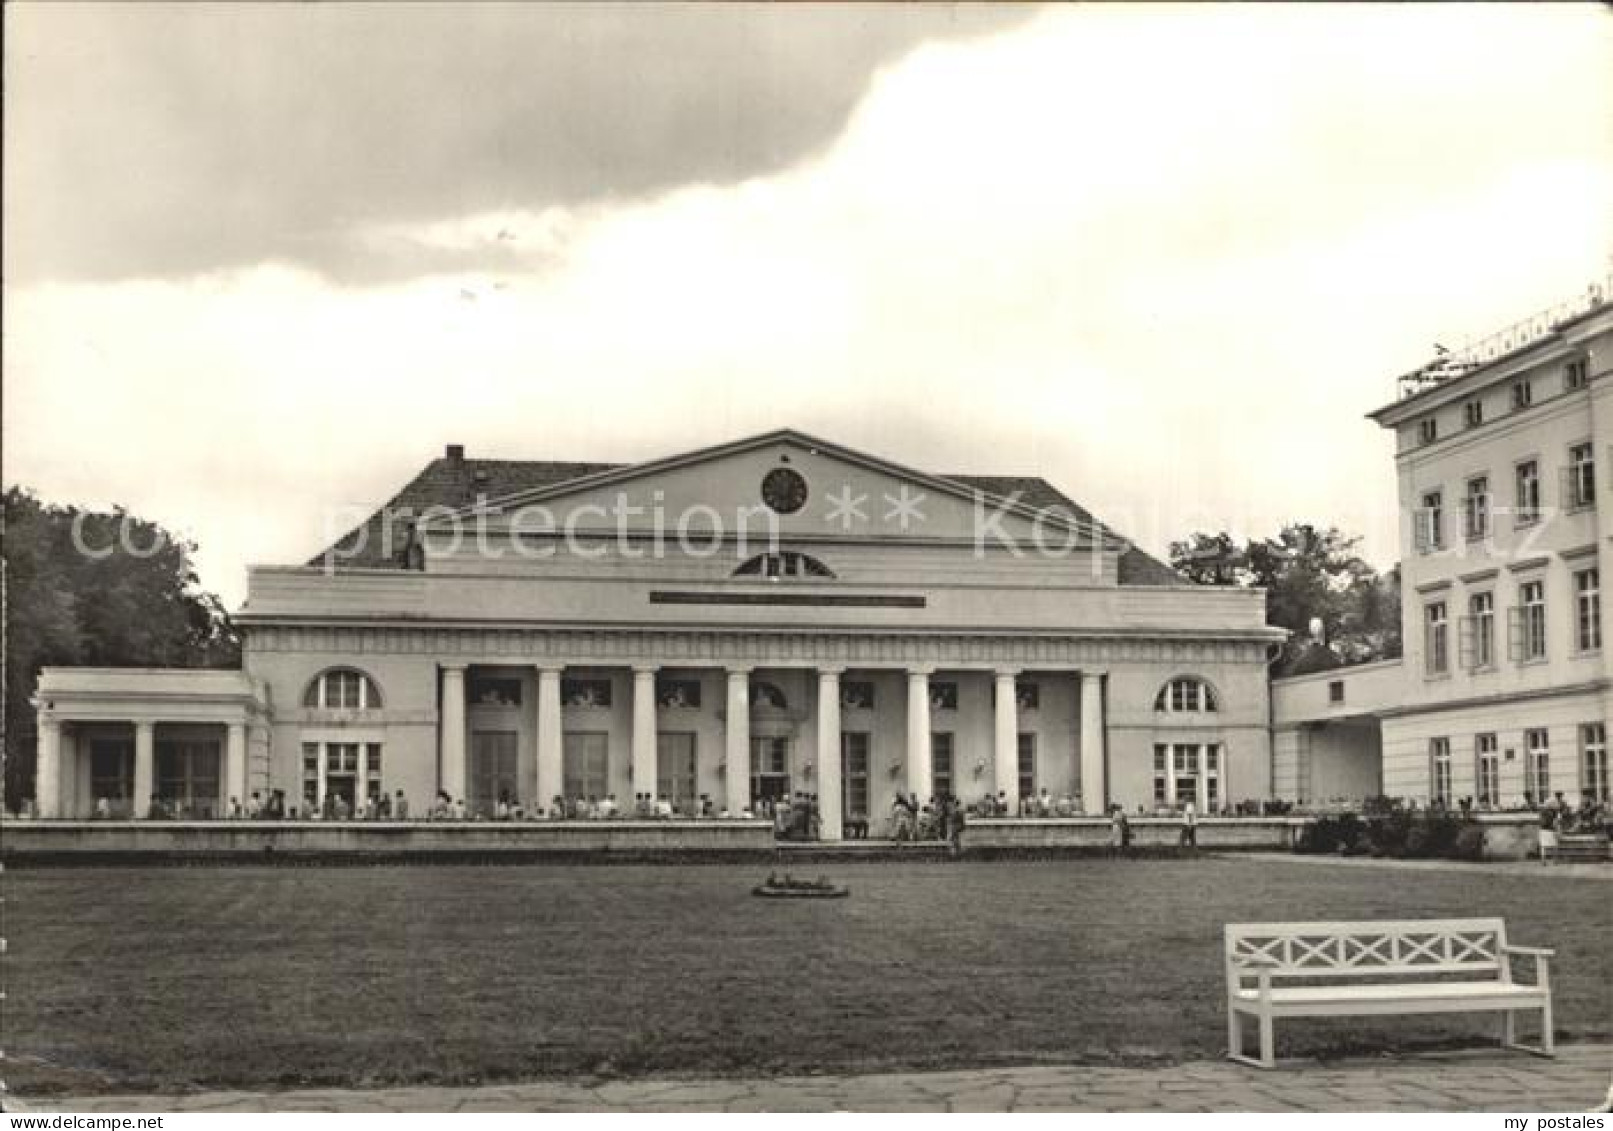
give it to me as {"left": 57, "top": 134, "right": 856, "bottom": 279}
{"left": 304, "top": 668, "right": 384, "bottom": 710}
{"left": 732, "top": 551, "right": 835, "bottom": 580}
{"left": 1154, "top": 676, "right": 1218, "bottom": 713}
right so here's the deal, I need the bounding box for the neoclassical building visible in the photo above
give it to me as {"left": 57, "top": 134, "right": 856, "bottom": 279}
{"left": 1274, "top": 288, "right": 1611, "bottom": 808}
{"left": 33, "top": 429, "right": 1281, "bottom": 836}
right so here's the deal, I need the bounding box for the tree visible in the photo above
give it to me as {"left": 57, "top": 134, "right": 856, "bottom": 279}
{"left": 2, "top": 487, "right": 240, "bottom": 807}
{"left": 1169, "top": 523, "right": 1402, "bottom": 676}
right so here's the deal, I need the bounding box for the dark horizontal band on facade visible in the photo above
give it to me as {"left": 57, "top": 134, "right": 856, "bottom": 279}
{"left": 648, "top": 591, "right": 927, "bottom": 609}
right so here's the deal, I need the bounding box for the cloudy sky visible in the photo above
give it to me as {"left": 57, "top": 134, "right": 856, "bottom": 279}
{"left": 4, "top": 2, "right": 1609, "bottom": 607}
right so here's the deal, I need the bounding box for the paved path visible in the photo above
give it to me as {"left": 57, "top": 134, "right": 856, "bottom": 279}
{"left": 1216, "top": 852, "right": 1613, "bottom": 881}
{"left": 15, "top": 1044, "right": 1611, "bottom": 1112}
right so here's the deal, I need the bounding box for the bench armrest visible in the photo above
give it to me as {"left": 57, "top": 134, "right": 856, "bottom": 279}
{"left": 1231, "top": 955, "right": 1281, "bottom": 969}
{"left": 1501, "top": 944, "right": 1556, "bottom": 958}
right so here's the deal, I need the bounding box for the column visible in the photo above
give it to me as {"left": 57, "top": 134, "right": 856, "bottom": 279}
{"left": 36, "top": 718, "right": 61, "bottom": 818}
{"left": 1080, "top": 671, "right": 1107, "bottom": 813}
{"left": 816, "top": 668, "right": 843, "bottom": 841}
{"left": 440, "top": 664, "right": 467, "bottom": 803}
{"left": 535, "top": 665, "right": 564, "bottom": 814}
{"left": 632, "top": 665, "right": 659, "bottom": 801}
{"left": 133, "top": 721, "right": 155, "bottom": 818}
{"left": 225, "top": 722, "right": 247, "bottom": 814}
{"left": 906, "top": 668, "right": 933, "bottom": 800}
{"left": 725, "top": 668, "right": 751, "bottom": 816}
{"left": 993, "top": 668, "right": 1020, "bottom": 814}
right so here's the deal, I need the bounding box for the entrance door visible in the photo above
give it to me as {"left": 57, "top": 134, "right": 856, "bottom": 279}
{"left": 750, "top": 736, "right": 791, "bottom": 806}
{"left": 471, "top": 730, "right": 519, "bottom": 817}
{"left": 323, "top": 742, "right": 360, "bottom": 814}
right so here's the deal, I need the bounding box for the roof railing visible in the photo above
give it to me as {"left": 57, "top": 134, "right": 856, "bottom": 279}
{"left": 1393, "top": 275, "right": 1611, "bottom": 401}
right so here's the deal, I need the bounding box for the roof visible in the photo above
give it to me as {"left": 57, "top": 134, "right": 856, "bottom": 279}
{"left": 311, "top": 453, "right": 1182, "bottom": 586}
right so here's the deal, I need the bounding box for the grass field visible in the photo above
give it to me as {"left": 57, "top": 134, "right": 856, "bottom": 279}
{"left": 5, "top": 856, "right": 1609, "bottom": 1094}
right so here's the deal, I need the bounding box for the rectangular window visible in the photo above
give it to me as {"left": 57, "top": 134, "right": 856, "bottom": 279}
{"left": 1418, "top": 418, "right": 1438, "bottom": 445}
{"left": 1520, "top": 579, "right": 1547, "bottom": 660}
{"left": 1565, "top": 357, "right": 1588, "bottom": 391}
{"left": 750, "top": 736, "right": 791, "bottom": 805}
{"left": 468, "top": 676, "right": 522, "bottom": 707}
{"left": 656, "top": 732, "right": 698, "bottom": 811}
{"left": 1153, "top": 744, "right": 1168, "bottom": 808}
{"left": 365, "top": 742, "right": 383, "bottom": 803}
{"left": 841, "top": 732, "right": 870, "bottom": 819}
{"left": 1430, "top": 737, "right": 1452, "bottom": 806}
{"left": 1514, "top": 460, "right": 1540, "bottom": 526}
{"left": 1566, "top": 442, "right": 1596, "bottom": 509}
{"left": 1327, "top": 680, "right": 1345, "bottom": 705}
{"left": 1464, "top": 476, "right": 1490, "bottom": 540}
{"left": 155, "top": 739, "right": 221, "bottom": 818}
{"left": 1172, "top": 744, "right": 1199, "bottom": 808}
{"left": 931, "top": 732, "right": 955, "bottom": 800}
{"left": 929, "top": 682, "right": 959, "bottom": 711}
{"left": 1574, "top": 568, "right": 1601, "bottom": 653}
{"left": 302, "top": 742, "right": 319, "bottom": 808}
{"left": 1424, "top": 601, "right": 1448, "bottom": 675}
{"left": 1461, "top": 591, "right": 1494, "bottom": 671}
{"left": 89, "top": 739, "right": 134, "bottom": 811}
{"left": 1416, "top": 491, "right": 1444, "bottom": 552}
{"left": 1204, "top": 745, "right": 1221, "bottom": 811}
{"left": 1511, "top": 379, "right": 1532, "bottom": 410}
{"left": 1524, "top": 728, "right": 1551, "bottom": 803}
{"left": 1464, "top": 399, "right": 1484, "bottom": 429}
{"left": 655, "top": 678, "right": 702, "bottom": 709}
{"left": 561, "top": 678, "right": 613, "bottom": 708}
{"left": 1017, "top": 733, "right": 1036, "bottom": 800}
{"left": 562, "top": 731, "right": 609, "bottom": 801}
{"left": 1582, "top": 723, "right": 1608, "bottom": 803}
{"left": 1475, "top": 733, "right": 1499, "bottom": 806}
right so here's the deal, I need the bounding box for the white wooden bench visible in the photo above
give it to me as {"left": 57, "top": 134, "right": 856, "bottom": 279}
{"left": 1224, "top": 918, "right": 1554, "bottom": 1068}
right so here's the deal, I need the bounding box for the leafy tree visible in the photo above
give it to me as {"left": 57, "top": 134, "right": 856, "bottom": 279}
{"left": 1169, "top": 523, "right": 1402, "bottom": 676}
{"left": 2, "top": 487, "right": 239, "bottom": 807}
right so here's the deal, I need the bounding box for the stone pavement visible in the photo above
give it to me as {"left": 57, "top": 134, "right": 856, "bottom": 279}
{"left": 1216, "top": 852, "right": 1613, "bottom": 882}
{"left": 16, "top": 1043, "right": 1611, "bottom": 1112}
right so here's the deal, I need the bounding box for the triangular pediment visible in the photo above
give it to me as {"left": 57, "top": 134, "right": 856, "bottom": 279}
{"left": 426, "top": 429, "right": 1112, "bottom": 547}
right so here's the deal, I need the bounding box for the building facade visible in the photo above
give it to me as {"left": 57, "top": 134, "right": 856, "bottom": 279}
{"left": 1274, "top": 290, "right": 1613, "bottom": 808}
{"left": 33, "top": 429, "right": 1282, "bottom": 835}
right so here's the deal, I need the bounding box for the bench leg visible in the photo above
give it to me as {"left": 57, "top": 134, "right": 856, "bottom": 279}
{"left": 1259, "top": 1013, "right": 1276, "bottom": 1068}
{"left": 1502, "top": 1010, "right": 1516, "bottom": 1048}
{"left": 1228, "top": 1006, "right": 1241, "bottom": 1062}
{"left": 1541, "top": 1000, "right": 1554, "bottom": 1056}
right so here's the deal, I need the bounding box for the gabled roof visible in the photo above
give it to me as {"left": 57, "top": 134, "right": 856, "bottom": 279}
{"left": 310, "top": 442, "right": 1182, "bottom": 586}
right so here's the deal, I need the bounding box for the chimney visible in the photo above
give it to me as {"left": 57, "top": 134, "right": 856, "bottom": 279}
{"left": 445, "top": 443, "right": 465, "bottom": 465}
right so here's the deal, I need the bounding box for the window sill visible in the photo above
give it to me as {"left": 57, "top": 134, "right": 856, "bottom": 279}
{"left": 1465, "top": 664, "right": 1498, "bottom": 676}
{"left": 1564, "top": 501, "right": 1596, "bottom": 515}
{"left": 1517, "top": 656, "right": 1549, "bottom": 668}
{"left": 1514, "top": 516, "right": 1541, "bottom": 530}
{"left": 1424, "top": 670, "right": 1452, "bottom": 682}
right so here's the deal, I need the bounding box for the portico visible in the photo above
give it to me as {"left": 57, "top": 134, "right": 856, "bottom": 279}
{"left": 429, "top": 654, "right": 1111, "bottom": 838}
{"left": 32, "top": 669, "right": 267, "bottom": 818}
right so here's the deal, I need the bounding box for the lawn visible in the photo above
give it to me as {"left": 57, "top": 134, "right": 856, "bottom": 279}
{"left": 5, "top": 856, "right": 1609, "bottom": 1094}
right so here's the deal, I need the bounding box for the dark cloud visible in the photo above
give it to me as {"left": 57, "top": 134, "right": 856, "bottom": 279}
{"left": 5, "top": 3, "right": 1028, "bottom": 283}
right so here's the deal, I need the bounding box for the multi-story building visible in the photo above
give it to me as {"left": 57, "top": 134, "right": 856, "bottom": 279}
{"left": 1274, "top": 287, "right": 1612, "bottom": 808}
{"left": 31, "top": 429, "right": 1282, "bottom": 835}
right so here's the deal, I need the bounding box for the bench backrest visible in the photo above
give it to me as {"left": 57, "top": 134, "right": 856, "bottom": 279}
{"left": 1225, "top": 919, "right": 1509, "bottom": 980}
